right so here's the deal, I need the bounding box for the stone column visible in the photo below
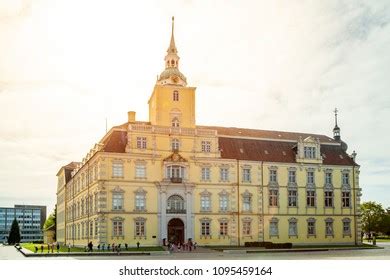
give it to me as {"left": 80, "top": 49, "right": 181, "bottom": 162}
{"left": 185, "top": 184, "right": 194, "bottom": 241}
{"left": 160, "top": 185, "right": 167, "bottom": 243}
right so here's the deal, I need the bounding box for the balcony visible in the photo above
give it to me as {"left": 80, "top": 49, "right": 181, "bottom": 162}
{"left": 166, "top": 209, "right": 186, "bottom": 214}
{"left": 170, "top": 177, "right": 183, "bottom": 183}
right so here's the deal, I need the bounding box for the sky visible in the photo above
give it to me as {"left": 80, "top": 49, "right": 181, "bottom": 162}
{"left": 0, "top": 0, "right": 389, "bottom": 214}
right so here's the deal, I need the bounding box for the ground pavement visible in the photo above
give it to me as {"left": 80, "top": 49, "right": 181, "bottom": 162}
{"left": 1, "top": 243, "right": 390, "bottom": 260}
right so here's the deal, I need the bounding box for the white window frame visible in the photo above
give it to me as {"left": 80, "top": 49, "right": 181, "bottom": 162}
{"left": 288, "top": 170, "right": 296, "bottom": 184}
{"left": 269, "top": 189, "right": 278, "bottom": 207}
{"left": 112, "top": 162, "right": 124, "bottom": 178}
{"left": 201, "top": 141, "right": 211, "bottom": 153}
{"left": 171, "top": 138, "right": 180, "bottom": 151}
{"left": 136, "top": 137, "right": 147, "bottom": 149}
{"left": 135, "top": 164, "right": 146, "bottom": 179}
{"left": 220, "top": 167, "right": 229, "bottom": 181}
{"left": 201, "top": 167, "right": 211, "bottom": 181}
{"left": 288, "top": 190, "right": 297, "bottom": 207}
{"left": 242, "top": 168, "right": 251, "bottom": 182}
{"left": 288, "top": 218, "right": 298, "bottom": 236}
{"left": 112, "top": 193, "right": 124, "bottom": 210}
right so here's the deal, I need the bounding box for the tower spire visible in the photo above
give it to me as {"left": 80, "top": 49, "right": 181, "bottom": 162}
{"left": 333, "top": 107, "right": 341, "bottom": 141}
{"left": 157, "top": 17, "right": 187, "bottom": 86}
{"left": 168, "top": 16, "right": 177, "bottom": 54}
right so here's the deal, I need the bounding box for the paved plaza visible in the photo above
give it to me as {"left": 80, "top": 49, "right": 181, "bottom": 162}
{"left": 1, "top": 243, "right": 390, "bottom": 260}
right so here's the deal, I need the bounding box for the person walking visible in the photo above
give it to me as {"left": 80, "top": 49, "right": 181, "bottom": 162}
{"left": 68, "top": 243, "right": 71, "bottom": 253}
{"left": 56, "top": 243, "right": 60, "bottom": 253}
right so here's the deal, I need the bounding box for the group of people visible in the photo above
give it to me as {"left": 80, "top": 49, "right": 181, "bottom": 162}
{"left": 168, "top": 240, "right": 197, "bottom": 253}
{"left": 34, "top": 242, "right": 60, "bottom": 253}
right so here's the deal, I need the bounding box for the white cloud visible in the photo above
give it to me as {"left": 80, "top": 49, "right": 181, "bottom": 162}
{"left": 0, "top": 0, "right": 389, "bottom": 209}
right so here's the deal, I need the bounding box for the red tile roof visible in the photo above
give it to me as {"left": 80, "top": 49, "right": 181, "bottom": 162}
{"left": 218, "top": 137, "right": 356, "bottom": 166}
{"left": 102, "top": 130, "right": 127, "bottom": 153}
{"left": 101, "top": 126, "right": 357, "bottom": 166}
{"left": 198, "top": 125, "right": 336, "bottom": 143}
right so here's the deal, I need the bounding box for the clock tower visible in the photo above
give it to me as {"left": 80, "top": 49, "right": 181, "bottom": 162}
{"left": 148, "top": 17, "right": 196, "bottom": 128}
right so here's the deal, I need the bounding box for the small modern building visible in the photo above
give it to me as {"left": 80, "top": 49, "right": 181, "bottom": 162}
{"left": 0, "top": 205, "right": 46, "bottom": 243}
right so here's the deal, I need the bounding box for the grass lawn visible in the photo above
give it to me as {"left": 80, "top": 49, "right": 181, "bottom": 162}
{"left": 21, "top": 243, "right": 164, "bottom": 253}
{"left": 21, "top": 243, "right": 85, "bottom": 253}
{"left": 364, "top": 238, "right": 390, "bottom": 243}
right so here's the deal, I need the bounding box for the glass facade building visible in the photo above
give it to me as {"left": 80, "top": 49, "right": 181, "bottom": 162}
{"left": 0, "top": 205, "right": 46, "bottom": 243}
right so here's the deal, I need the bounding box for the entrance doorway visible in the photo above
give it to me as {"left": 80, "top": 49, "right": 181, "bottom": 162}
{"left": 167, "top": 218, "right": 184, "bottom": 244}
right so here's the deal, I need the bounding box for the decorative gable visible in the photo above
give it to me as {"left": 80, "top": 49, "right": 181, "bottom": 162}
{"left": 163, "top": 151, "right": 187, "bottom": 162}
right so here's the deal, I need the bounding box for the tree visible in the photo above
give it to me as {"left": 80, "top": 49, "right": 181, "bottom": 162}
{"left": 361, "top": 201, "right": 385, "bottom": 234}
{"left": 43, "top": 205, "right": 57, "bottom": 241}
{"left": 379, "top": 214, "right": 390, "bottom": 236}
{"left": 8, "top": 218, "right": 21, "bottom": 245}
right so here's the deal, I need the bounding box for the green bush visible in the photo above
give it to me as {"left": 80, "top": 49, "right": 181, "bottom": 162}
{"left": 244, "top": 242, "right": 273, "bottom": 247}
{"left": 265, "top": 242, "right": 292, "bottom": 249}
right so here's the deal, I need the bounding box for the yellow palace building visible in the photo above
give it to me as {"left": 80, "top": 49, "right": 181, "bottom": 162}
{"left": 56, "top": 18, "right": 362, "bottom": 247}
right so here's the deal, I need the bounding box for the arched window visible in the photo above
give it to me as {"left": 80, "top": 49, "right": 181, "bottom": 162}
{"left": 171, "top": 59, "right": 175, "bottom": 67}
{"left": 172, "top": 117, "right": 180, "bottom": 127}
{"left": 173, "top": 90, "right": 179, "bottom": 101}
{"left": 171, "top": 138, "right": 180, "bottom": 151}
{"left": 167, "top": 195, "right": 185, "bottom": 213}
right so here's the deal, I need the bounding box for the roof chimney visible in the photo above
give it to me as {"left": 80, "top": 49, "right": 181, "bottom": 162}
{"left": 128, "top": 111, "right": 136, "bottom": 123}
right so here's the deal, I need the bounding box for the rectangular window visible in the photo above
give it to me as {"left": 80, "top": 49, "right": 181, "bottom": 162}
{"left": 324, "top": 191, "right": 333, "bottom": 207}
{"left": 325, "top": 172, "right": 332, "bottom": 185}
{"left": 219, "top": 195, "right": 228, "bottom": 212}
{"left": 219, "top": 222, "right": 228, "bottom": 236}
{"left": 135, "top": 194, "right": 146, "bottom": 211}
{"left": 342, "top": 191, "right": 350, "bottom": 207}
{"left": 342, "top": 173, "right": 350, "bottom": 185}
{"left": 269, "top": 190, "right": 278, "bottom": 206}
{"left": 201, "top": 196, "right": 211, "bottom": 211}
{"left": 94, "top": 221, "right": 98, "bottom": 236}
{"left": 288, "top": 170, "right": 296, "bottom": 183}
{"left": 270, "top": 221, "right": 278, "bottom": 236}
{"left": 307, "top": 171, "right": 314, "bottom": 184}
{"left": 220, "top": 168, "right": 229, "bottom": 181}
{"left": 113, "top": 221, "right": 123, "bottom": 236}
{"left": 135, "top": 165, "right": 146, "bottom": 178}
{"left": 242, "top": 168, "right": 251, "bottom": 182}
{"left": 289, "top": 221, "right": 297, "bottom": 236}
{"left": 243, "top": 221, "right": 251, "bottom": 235}
{"left": 112, "top": 162, "right": 123, "bottom": 178}
{"left": 135, "top": 221, "right": 145, "bottom": 236}
{"left": 201, "top": 221, "right": 210, "bottom": 236}
{"left": 136, "top": 137, "right": 147, "bottom": 149}
{"left": 288, "top": 190, "right": 297, "bottom": 207}
{"left": 343, "top": 220, "right": 351, "bottom": 235}
{"left": 269, "top": 170, "right": 277, "bottom": 183}
{"left": 173, "top": 90, "right": 179, "bottom": 101}
{"left": 243, "top": 196, "right": 252, "bottom": 212}
{"left": 306, "top": 190, "right": 315, "bottom": 207}
{"left": 201, "top": 167, "right": 211, "bottom": 181}
{"left": 307, "top": 220, "right": 315, "bottom": 235}
{"left": 325, "top": 221, "right": 333, "bottom": 236}
{"left": 201, "top": 141, "right": 211, "bottom": 153}
{"left": 112, "top": 193, "right": 124, "bottom": 210}
{"left": 304, "top": 147, "right": 316, "bottom": 159}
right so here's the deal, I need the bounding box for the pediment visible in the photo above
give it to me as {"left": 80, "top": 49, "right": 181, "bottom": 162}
{"left": 163, "top": 151, "right": 187, "bottom": 162}
{"left": 303, "top": 136, "right": 317, "bottom": 143}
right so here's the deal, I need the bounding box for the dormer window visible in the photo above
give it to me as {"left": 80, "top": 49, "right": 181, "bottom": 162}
{"left": 172, "top": 117, "right": 180, "bottom": 127}
{"left": 173, "top": 90, "right": 179, "bottom": 101}
{"left": 304, "top": 147, "right": 316, "bottom": 159}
